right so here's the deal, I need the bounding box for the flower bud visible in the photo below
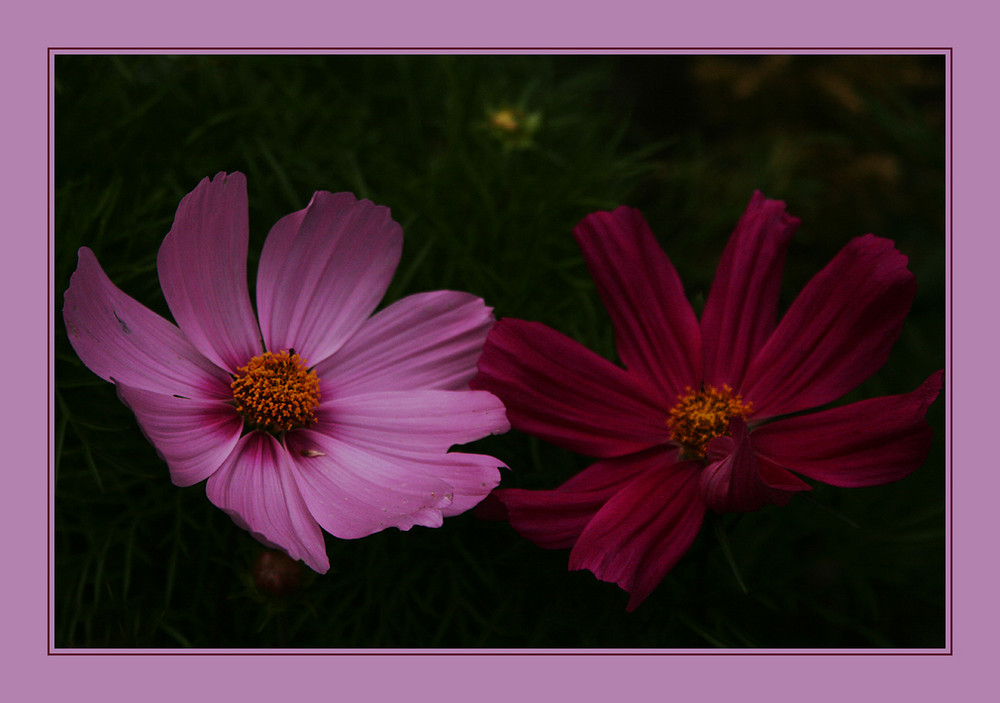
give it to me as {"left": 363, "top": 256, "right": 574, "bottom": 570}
{"left": 252, "top": 549, "right": 303, "bottom": 597}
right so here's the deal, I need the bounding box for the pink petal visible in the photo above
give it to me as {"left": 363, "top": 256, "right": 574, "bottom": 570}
{"left": 750, "top": 371, "right": 943, "bottom": 487}
{"left": 701, "top": 191, "right": 800, "bottom": 388}
{"left": 205, "top": 432, "right": 329, "bottom": 573}
{"left": 567, "top": 459, "right": 705, "bottom": 611}
{"left": 63, "top": 247, "right": 233, "bottom": 399}
{"left": 115, "top": 383, "right": 244, "bottom": 487}
{"left": 316, "top": 290, "right": 494, "bottom": 396}
{"left": 283, "top": 430, "right": 457, "bottom": 539}
{"left": 156, "top": 172, "right": 263, "bottom": 373}
{"left": 313, "top": 389, "right": 509, "bottom": 455}
{"left": 282, "top": 388, "right": 509, "bottom": 537}
{"left": 573, "top": 207, "right": 701, "bottom": 402}
{"left": 740, "top": 235, "right": 917, "bottom": 419}
{"left": 496, "top": 446, "right": 677, "bottom": 550}
{"left": 471, "top": 318, "right": 671, "bottom": 458}
{"left": 256, "top": 191, "right": 403, "bottom": 366}
{"left": 701, "top": 418, "right": 810, "bottom": 513}
{"left": 363, "top": 448, "right": 503, "bottom": 517}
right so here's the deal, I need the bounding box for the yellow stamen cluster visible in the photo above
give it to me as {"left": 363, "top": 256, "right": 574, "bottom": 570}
{"left": 667, "top": 384, "right": 753, "bottom": 459}
{"left": 231, "top": 350, "right": 320, "bottom": 433}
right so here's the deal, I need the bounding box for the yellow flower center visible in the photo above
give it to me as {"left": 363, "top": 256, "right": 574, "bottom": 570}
{"left": 230, "top": 350, "right": 321, "bottom": 433}
{"left": 667, "top": 384, "right": 753, "bottom": 458}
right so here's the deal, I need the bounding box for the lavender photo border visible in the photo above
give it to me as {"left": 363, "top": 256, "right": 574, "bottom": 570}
{"left": 7, "top": 1, "right": 988, "bottom": 699}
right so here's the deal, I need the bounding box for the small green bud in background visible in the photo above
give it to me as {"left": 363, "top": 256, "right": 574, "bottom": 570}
{"left": 486, "top": 106, "right": 541, "bottom": 150}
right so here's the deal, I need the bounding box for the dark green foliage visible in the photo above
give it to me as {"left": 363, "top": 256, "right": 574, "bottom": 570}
{"left": 54, "top": 54, "right": 945, "bottom": 648}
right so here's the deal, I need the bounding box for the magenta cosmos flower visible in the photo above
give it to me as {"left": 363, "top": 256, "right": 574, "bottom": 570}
{"left": 471, "top": 192, "right": 942, "bottom": 611}
{"left": 63, "top": 172, "right": 509, "bottom": 573}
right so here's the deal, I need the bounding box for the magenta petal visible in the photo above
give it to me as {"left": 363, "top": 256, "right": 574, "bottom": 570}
{"left": 156, "top": 172, "right": 263, "bottom": 373}
{"left": 751, "top": 371, "right": 943, "bottom": 487}
{"left": 701, "top": 192, "right": 800, "bottom": 388}
{"left": 740, "top": 234, "right": 917, "bottom": 418}
{"left": 497, "top": 446, "right": 678, "bottom": 550}
{"left": 574, "top": 207, "right": 701, "bottom": 400}
{"left": 256, "top": 191, "right": 403, "bottom": 365}
{"left": 471, "top": 318, "right": 671, "bottom": 458}
{"left": 63, "top": 247, "right": 233, "bottom": 399}
{"left": 568, "top": 459, "right": 705, "bottom": 611}
{"left": 498, "top": 488, "right": 613, "bottom": 551}
{"left": 559, "top": 444, "right": 681, "bottom": 492}
{"left": 701, "top": 418, "right": 809, "bottom": 513}
{"left": 116, "top": 383, "right": 244, "bottom": 487}
{"left": 317, "top": 290, "right": 495, "bottom": 396}
{"left": 205, "top": 432, "right": 329, "bottom": 573}
{"left": 314, "top": 389, "right": 509, "bottom": 455}
{"left": 284, "top": 430, "right": 457, "bottom": 539}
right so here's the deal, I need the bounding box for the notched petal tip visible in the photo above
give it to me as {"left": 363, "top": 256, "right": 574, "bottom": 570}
{"left": 481, "top": 393, "right": 512, "bottom": 436}
{"left": 210, "top": 169, "right": 244, "bottom": 184}
{"left": 157, "top": 169, "right": 262, "bottom": 374}
{"left": 572, "top": 203, "right": 703, "bottom": 401}
{"left": 744, "top": 190, "right": 801, "bottom": 227}
{"left": 919, "top": 368, "right": 945, "bottom": 406}
{"left": 256, "top": 187, "right": 404, "bottom": 365}
{"left": 576, "top": 204, "right": 644, "bottom": 231}
{"left": 184, "top": 171, "right": 247, "bottom": 204}
{"left": 740, "top": 230, "right": 919, "bottom": 418}
{"left": 750, "top": 369, "right": 944, "bottom": 489}
{"left": 302, "top": 191, "right": 404, "bottom": 251}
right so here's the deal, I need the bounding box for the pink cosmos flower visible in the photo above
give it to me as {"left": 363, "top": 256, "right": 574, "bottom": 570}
{"left": 471, "top": 192, "right": 942, "bottom": 611}
{"left": 63, "top": 172, "right": 509, "bottom": 573}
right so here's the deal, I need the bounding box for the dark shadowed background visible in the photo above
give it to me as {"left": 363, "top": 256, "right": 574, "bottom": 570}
{"left": 53, "top": 53, "right": 945, "bottom": 648}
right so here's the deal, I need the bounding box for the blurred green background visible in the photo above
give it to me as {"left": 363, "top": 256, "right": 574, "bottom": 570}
{"left": 53, "top": 53, "right": 946, "bottom": 648}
